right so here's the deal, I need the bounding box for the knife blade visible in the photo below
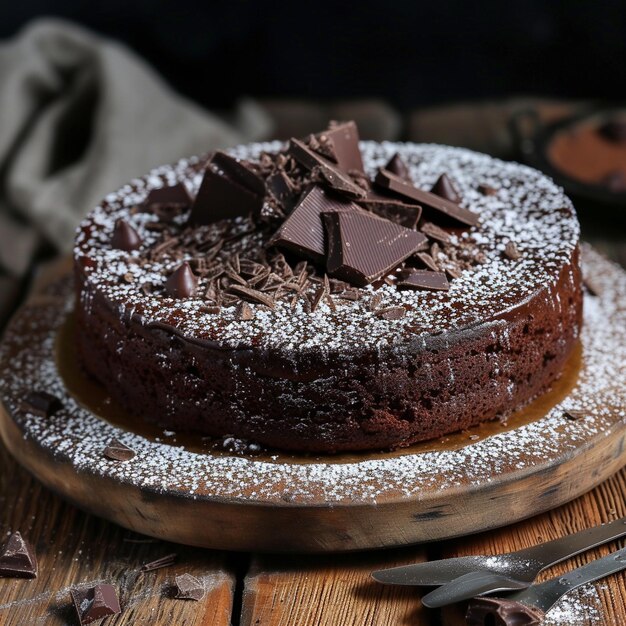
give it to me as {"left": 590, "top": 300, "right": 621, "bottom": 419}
{"left": 466, "top": 545, "right": 626, "bottom": 625}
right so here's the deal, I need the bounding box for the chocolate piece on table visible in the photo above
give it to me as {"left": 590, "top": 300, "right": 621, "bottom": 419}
{"left": 399, "top": 270, "right": 450, "bottom": 291}
{"left": 504, "top": 242, "right": 522, "bottom": 260}
{"left": 430, "top": 173, "right": 462, "bottom": 204}
{"left": 598, "top": 119, "right": 626, "bottom": 143}
{"left": 384, "top": 153, "right": 412, "bottom": 182}
{"left": 288, "top": 139, "right": 366, "bottom": 199}
{"left": 21, "top": 391, "right": 61, "bottom": 418}
{"left": 316, "top": 121, "right": 364, "bottom": 173}
{"left": 103, "top": 438, "right": 136, "bottom": 462}
{"left": 71, "top": 583, "right": 121, "bottom": 625}
{"left": 0, "top": 532, "right": 38, "bottom": 578}
{"left": 466, "top": 597, "right": 544, "bottom": 626}
{"left": 111, "top": 219, "right": 142, "bottom": 251}
{"left": 175, "top": 573, "right": 205, "bottom": 601}
{"left": 270, "top": 185, "right": 362, "bottom": 263}
{"left": 165, "top": 262, "right": 198, "bottom": 299}
{"left": 323, "top": 211, "right": 428, "bottom": 287}
{"left": 188, "top": 151, "right": 265, "bottom": 225}
{"left": 421, "top": 221, "right": 453, "bottom": 244}
{"left": 375, "top": 169, "right": 479, "bottom": 226}
{"left": 141, "top": 553, "right": 177, "bottom": 572}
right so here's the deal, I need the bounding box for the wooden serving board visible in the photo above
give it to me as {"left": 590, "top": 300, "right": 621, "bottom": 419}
{"left": 1, "top": 246, "right": 626, "bottom": 553}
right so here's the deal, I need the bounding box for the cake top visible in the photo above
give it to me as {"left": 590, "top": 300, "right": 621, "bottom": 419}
{"left": 74, "top": 125, "right": 580, "bottom": 352}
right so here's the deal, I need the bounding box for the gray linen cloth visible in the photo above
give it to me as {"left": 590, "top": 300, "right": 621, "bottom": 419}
{"left": 0, "top": 18, "right": 271, "bottom": 322}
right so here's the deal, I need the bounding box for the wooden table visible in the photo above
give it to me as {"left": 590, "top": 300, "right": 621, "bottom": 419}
{"left": 2, "top": 241, "right": 626, "bottom": 625}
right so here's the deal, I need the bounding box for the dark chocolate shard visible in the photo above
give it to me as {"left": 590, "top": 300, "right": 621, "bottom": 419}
{"left": 141, "top": 553, "right": 177, "bottom": 572}
{"left": 0, "top": 532, "right": 38, "bottom": 578}
{"left": 288, "top": 139, "right": 366, "bottom": 199}
{"left": 165, "top": 262, "right": 198, "bottom": 299}
{"left": 384, "top": 153, "right": 412, "bottom": 182}
{"left": 375, "top": 169, "right": 479, "bottom": 226}
{"left": 111, "top": 219, "right": 142, "bottom": 251}
{"left": 375, "top": 306, "right": 406, "bottom": 320}
{"left": 430, "top": 173, "right": 461, "bottom": 204}
{"left": 175, "top": 573, "right": 205, "bottom": 601}
{"left": 103, "top": 438, "right": 136, "bottom": 462}
{"left": 323, "top": 211, "right": 428, "bottom": 287}
{"left": 266, "top": 170, "right": 297, "bottom": 212}
{"left": 270, "top": 186, "right": 362, "bottom": 263}
{"left": 421, "top": 222, "right": 453, "bottom": 244}
{"left": 188, "top": 151, "right": 265, "bottom": 225}
{"left": 466, "top": 597, "right": 544, "bottom": 626}
{"left": 504, "top": 242, "right": 522, "bottom": 260}
{"left": 21, "top": 391, "right": 61, "bottom": 418}
{"left": 598, "top": 119, "right": 626, "bottom": 143}
{"left": 359, "top": 190, "right": 423, "bottom": 229}
{"left": 309, "top": 285, "right": 328, "bottom": 312}
{"left": 414, "top": 252, "right": 439, "bottom": 272}
{"left": 398, "top": 270, "right": 450, "bottom": 291}
{"left": 316, "top": 121, "right": 364, "bottom": 173}
{"left": 235, "top": 301, "right": 255, "bottom": 320}
{"left": 229, "top": 285, "right": 275, "bottom": 308}
{"left": 71, "top": 583, "right": 121, "bottom": 625}
{"left": 143, "top": 183, "right": 192, "bottom": 210}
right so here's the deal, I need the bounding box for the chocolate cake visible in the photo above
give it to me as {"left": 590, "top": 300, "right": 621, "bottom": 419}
{"left": 73, "top": 122, "right": 582, "bottom": 453}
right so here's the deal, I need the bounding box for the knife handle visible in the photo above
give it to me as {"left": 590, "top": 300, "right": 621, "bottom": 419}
{"left": 516, "top": 516, "right": 626, "bottom": 568}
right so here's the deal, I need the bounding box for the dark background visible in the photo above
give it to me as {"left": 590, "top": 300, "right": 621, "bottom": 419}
{"left": 2, "top": 0, "right": 626, "bottom": 110}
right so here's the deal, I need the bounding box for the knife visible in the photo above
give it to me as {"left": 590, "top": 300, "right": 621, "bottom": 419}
{"left": 371, "top": 515, "right": 626, "bottom": 586}
{"left": 465, "top": 545, "right": 626, "bottom": 625}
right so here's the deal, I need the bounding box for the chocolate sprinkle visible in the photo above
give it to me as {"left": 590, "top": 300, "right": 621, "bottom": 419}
{"left": 21, "top": 390, "right": 61, "bottom": 418}
{"left": 165, "top": 262, "right": 198, "bottom": 299}
{"left": 140, "top": 553, "right": 177, "bottom": 572}
{"left": 103, "top": 438, "right": 136, "bottom": 462}
{"left": 430, "top": 173, "right": 462, "bottom": 204}
{"left": 174, "top": 573, "right": 205, "bottom": 601}
{"left": 324, "top": 211, "right": 428, "bottom": 286}
{"left": 111, "top": 219, "right": 142, "bottom": 251}
{"left": 71, "top": 583, "right": 121, "bottom": 625}
{"left": 399, "top": 270, "right": 450, "bottom": 291}
{"left": 0, "top": 532, "right": 38, "bottom": 579}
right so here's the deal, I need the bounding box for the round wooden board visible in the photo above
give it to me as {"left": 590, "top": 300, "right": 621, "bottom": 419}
{"left": 1, "top": 245, "right": 626, "bottom": 553}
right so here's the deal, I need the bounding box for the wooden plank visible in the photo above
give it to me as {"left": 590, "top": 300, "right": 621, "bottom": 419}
{"left": 240, "top": 550, "right": 430, "bottom": 626}
{"left": 439, "top": 467, "right": 626, "bottom": 625}
{"left": 0, "top": 443, "right": 236, "bottom": 625}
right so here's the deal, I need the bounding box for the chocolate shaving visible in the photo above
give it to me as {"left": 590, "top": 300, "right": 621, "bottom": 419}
{"left": 103, "top": 438, "right": 136, "bottom": 462}
{"left": 174, "top": 573, "right": 205, "bottom": 601}
{"left": 337, "top": 289, "right": 361, "bottom": 301}
{"left": 200, "top": 305, "right": 221, "bottom": 315}
{"left": 504, "top": 242, "right": 522, "bottom": 260}
{"left": 229, "top": 285, "right": 275, "bottom": 308}
{"left": 414, "top": 252, "right": 439, "bottom": 272}
{"left": 20, "top": 391, "right": 61, "bottom": 418}
{"left": 235, "top": 301, "right": 255, "bottom": 320}
{"left": 0, "top": 532, "right": 38, "bottom": 579}
{"left": 140, "top": 553, "right": 177, "bottom": 572}
{"left": 310, "top": 285, "right": 328, "bottom": 312}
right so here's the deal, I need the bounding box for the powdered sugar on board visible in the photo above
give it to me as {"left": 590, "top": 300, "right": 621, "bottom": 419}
{"left": 73, "top": 142, "right": 580, "bottom": 351}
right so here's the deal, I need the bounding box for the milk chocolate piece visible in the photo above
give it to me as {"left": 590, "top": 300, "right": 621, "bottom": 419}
{"left": 375, "top": 169, "right": 479, "bottom": 226}
{"left": 466, "top": 597, "right": 544, "bottom": 626}
{"left": 71, "top": 583, "right": 121, "bottom": 625}
{"left": 103, "top": 438, "right": 136, "bottom": 462}
{"left": 111, "top": 219, "right": 142, "bottom": 251}
{"left": 323, "top": 211, "right": 428, "bottom": 286}
{"left": 21, "top": 391, "right": 61, "bottom": 418}
{"left": 384, "top": 154, "right": 412, "bottom": 181}
{"left": 288, "top": 139, "right": 366, "bottom": 199}
{"left": 317, "top": 121, "right": 364, "bottom": 172}
{"left": 229, "top": 285, "right": 275, "bottom": 308}
{"left": 399, "top": 270, "right": 450, "bottom": 291}
{"left": 174, "top": 573, "right": 205, "bottom": 601}
{"left": 431, "top": 173, "right": 461, "bottom": 203}
{"left": 165, "top": 262, "right": 198, "bottom": 298}
{"left": 143, "top": 183, "right": 192, "bottom": 210}
{"left": 270, "top": 186, "right": 362, "bottom": 263}
{"left": 189, "top": 151, "right": 265, "bottom": 225}
{"left": 0, "top": 532, "right": 37, "bottom": 578}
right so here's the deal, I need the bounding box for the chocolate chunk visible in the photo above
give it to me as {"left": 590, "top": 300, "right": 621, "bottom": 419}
{"left": 384, "top": 153, "right": 412, "bottom": 181}
{"left": 111, "top": 219, "right": 142, "bottom": 251}
{"left": 359, "top": 190, "right": 422, "bottom": 229}
{"left": 270, "top": 186, "right": 362, "bottom": 263}
{"left": 399, "top": 270, "right": 450, "bottom": 291}
{"left": 414, "top": 252, "right": 439, "bottom": 272}
{"left": 266, "top": 170, "right": 297, "bottom": 212}
{"left": 504, "top": 242, "right": 522, "bottom": 260}
{"left": 478, "top": 183, "right": 498, "bottom": 196}
{"left": 421, "top": 222, "right": 453, "bottom": 244}
{"left": 143, "top": 183, "right": 192, "bottom": 210}
{"left": 103, "top": 438, "right": 136, "bottom": 462}
{"left": 316, "top": 121, "right": 364, "bottom": 172}
{"left": 323, "top": 211, "right": 428, "bottom": 287}
{"left": 309, "top": 285, "right": 328, "bottom": 312}
{"left": 21, "top": 391, "right": 61, "bottom": 418}
{"left": 235, "top": 301, "right": 255, "bottom": 320}
{"left": 466, "top": 597, "right": 544, "bottom": 626}
{"left": 598, "top": 119, "right": 626, "bottom": 143}
{"left": 375, "top": 306, "right": 406, "bottom": 320}
{"left": 71, "top": 583, "right": 121, "bottom": 625}
{"left": 0, "top": 532, "right": 37, "bottom": 578}
{"left": 288, "top": 139, "right": 367, "bottom": 199}
{"left": 430, "top": 173, "right": 461, "bottom": 204}
{"left": 174, "top": 573, "right": 205, "bottom": 601}
{"left": 165, "top": 262, "right": 198, "bottom": 298}
{"left": 141, "top": 553, "right": 177, "bottom": 572}
{"left": 188, "top": 151, "right": 265, "bottom": 225}
{"left": 375, "top": 169, "right": 479, "bottom": 226}
{"left": 229, "top": 285, "right": 275, "bottom": 308}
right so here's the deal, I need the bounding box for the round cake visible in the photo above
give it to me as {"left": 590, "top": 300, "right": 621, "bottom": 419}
{"left": 73, "top": 122, "right": 582, "bottom": 453}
